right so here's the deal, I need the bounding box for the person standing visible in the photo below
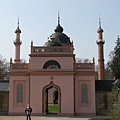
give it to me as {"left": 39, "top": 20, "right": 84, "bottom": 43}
{"left": 25, "top": 104, "right": 32, "bottom": 120}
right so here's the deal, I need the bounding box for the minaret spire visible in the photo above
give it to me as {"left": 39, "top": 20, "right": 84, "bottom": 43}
{"left": 99, "top": 16, "right": 101, "bottom": 28}
{"left": 17, "top": 17, "right": 20, "bottom": 28}
{"left": 15, "top": 17, "right": 21, "bottom": 33}
{"left": 58, "top": 10, "right": 60, "bottom": 25}
{"left": 14, "top": 18, "right": 22, "bottom": 63}
{"left": 97, "top": 16, "right": 103, "bottom": 33}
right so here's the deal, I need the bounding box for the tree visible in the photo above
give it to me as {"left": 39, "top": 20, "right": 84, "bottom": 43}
{"left": 108, "top": 79, "right": 120, "bottom": 120}
{"left": 106, "top": 36, "right": 120, "bottom": 79}
{"left": 20, "top": 58, "right": 26, "bottom": 63}
{"left": 0, "top": 55, "right": 9, "bottom": 80}
{"left": 104, "top": 63, "right": 114, "bottom": 80}
{"left": 75, "top": 57, "right": 91, "bottom": 63}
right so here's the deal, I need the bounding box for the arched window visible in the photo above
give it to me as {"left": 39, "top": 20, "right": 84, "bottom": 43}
{"left": 81, "top": 84, "right": 88, "bottom": 104}
{"left": 17, "top": 84, "right": 23, "bottom": 103}
{"left": 43, "top": 60, "right": 61, "bottom": 69}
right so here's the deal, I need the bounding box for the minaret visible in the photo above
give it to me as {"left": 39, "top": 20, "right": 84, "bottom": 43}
{"left": 14, "top": 18, "right": 22, "bottom": 63}
{"left": 96, "top": 17, "right": 105, "bottom": 80}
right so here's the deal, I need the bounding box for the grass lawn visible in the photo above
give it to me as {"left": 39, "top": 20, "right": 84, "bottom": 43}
{"left": 48, "top": 104, "right": 58, "bottom": 112}
{"left": 91, "top": 118, "right": 111, "bottom": 120}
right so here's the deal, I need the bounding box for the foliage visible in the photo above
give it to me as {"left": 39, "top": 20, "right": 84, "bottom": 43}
{"left": 0, "top": 55, "right": 9, "bottom": 80}
{"left": 104, "top": 63, "right": 114, "bottom": 80}
{"left": 109, "top": 104, "right": 120, "bottom": 120}
{"left": 91, "top": 118, "right": 111, "bottom": 120}
{"left": 108, "top": 79, "right": 120, "bottom": 120}
{"left": 106, "top": 36, "right": 120, "bottom": 79}
{"left": 76, "top": 57, "right": 91, "bottom": 63}
{"left": 20, "top": 58, "right": 26, "bottom": 63}
{"left": 108, "top": 86, "right": 118, "bottom": 105}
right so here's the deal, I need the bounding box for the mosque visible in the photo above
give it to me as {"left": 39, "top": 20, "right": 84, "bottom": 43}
{"left": 0, "top": 15, "right": 114, "bottom": 116}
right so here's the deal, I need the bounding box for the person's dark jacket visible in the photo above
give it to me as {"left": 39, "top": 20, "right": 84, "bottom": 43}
{"left": 25, "top": 107, "right": 32, "bottom": 115}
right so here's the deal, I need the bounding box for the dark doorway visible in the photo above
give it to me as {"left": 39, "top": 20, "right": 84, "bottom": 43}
{"left": 45, "top": 86, "right": 58, "bottom": 114}
{"left": 43, "top": 81, "right": 61, "bottom": 115}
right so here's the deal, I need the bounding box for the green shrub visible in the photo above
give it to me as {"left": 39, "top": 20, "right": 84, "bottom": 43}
{"left": 91, "top": 118, "right": 111, "bottom": 120}
{"left": 109, "top": 104, "right": 120, "bottom": 120}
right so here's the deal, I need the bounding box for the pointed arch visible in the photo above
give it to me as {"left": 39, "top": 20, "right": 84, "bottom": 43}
{"left": 42, "top": 81, "right": 61, "bottom": 114}
{"left": 81, "top": 83, "right": 88, "bottom": 104}
{"left": 16, "top": 84, "right": 23, "bottom": 103}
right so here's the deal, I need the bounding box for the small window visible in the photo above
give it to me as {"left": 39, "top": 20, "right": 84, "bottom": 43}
{"left": 17, "top": 84, "right": 23, "bottom": 103}
{"left": 81, "top": 84, "right": 88, "bottom": 104}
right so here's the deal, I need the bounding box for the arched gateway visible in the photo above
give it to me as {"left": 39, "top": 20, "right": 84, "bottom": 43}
{"left": 42, "top": 81, "right": 61, "bottom": 114}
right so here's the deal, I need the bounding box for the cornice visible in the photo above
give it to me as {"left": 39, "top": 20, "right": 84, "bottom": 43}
{"left": 75, "top": 71, "right": 95, "bottom": 76}
{"left": 9, "top": 70, "right": 95, "bottom": 76}
{"left": 9, "top": 71, "right": 75, "bottom": 76}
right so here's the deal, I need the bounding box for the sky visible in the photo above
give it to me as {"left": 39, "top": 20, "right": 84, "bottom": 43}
{"left": 0, "top": 0, "right": 120, "bottom": 65}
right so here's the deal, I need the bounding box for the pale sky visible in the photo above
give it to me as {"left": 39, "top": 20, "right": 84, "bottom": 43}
{"left": 0, "top": 0, "right": 120, "bottom": 65}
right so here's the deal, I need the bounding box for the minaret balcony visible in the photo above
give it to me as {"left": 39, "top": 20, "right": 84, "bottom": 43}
{"left": 96, "top": 39, "right": 105, "bottom": 44}
{"left": 13, "top": 40, "right": 22, "bottom": 45}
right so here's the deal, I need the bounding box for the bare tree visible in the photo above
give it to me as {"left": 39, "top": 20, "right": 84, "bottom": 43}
{"left": 0, "top": 55, "right": 9, "bottom": 80}
{"left": 76, "top": 57, "right": 91, "bottom": 63}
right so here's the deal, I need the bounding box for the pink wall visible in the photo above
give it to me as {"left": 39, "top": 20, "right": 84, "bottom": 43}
{"left": 75, "top": 75, "right": 96, "bottom": 115}
{"left": 9, "top": 76, "right": 29, "bottom": 115}
{"left": 30, "top": 75, "right": 74, "bottom": 115}
{"left": 30, "top": 57, "right": 74, "bottom": 70}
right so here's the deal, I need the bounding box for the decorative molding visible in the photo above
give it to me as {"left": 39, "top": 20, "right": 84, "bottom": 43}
{"left": 75, "top": 63, "right": 94, "bottom": 69}
{"left": 76, "top": 71, "right": 95, "bottom": 76}
{"left": 32, "top": 46, "right": 73, "bottom": 53}
{"left": 29, "top": 54, "right": 74, "bottom": 57}
{"left": 50, "top": 76, "right": 54, "bottom": 80}
{"left": 11, "top": 63, "right": 29, "bottom": 69}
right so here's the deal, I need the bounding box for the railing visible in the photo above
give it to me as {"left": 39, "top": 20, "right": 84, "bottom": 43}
{"left": 13, "top": 40, "right": 22, "bottom": 44}
{"left": 96, "top": 39, "right": 105, "bottom": 44}
{"left": 75, "top": 63, "right": 94, "bottom": 69}
{"left": 31, "top": 46, "right": 73, "bottom": 53}
{"left": 10, "top": 63, "right": 29, "bottom": 69}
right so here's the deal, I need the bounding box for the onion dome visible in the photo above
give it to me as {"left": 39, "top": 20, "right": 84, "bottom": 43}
{"left": 54, "top": 24, "right": 63, "bottom": 32}
{"left": 45, "top": 13, "right": 71, "bottom": 46}
{"left": 97, "top": 26, "right": 103, "bottom": 33}
{"left": 15, "top": 18, "right": 21, "bottom": 33}
{"left": 15, "top": 27, "right": 21, "bottom": 33}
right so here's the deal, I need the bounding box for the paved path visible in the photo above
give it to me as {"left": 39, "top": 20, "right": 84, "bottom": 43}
{"left": 0, "top": 116, "right": 92, "bottom": 120}
{"left": 0, "top": 116, "right": 109, "bottom": 120}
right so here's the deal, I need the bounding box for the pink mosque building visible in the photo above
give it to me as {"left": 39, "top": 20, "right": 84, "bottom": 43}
{"left": 0, "top": 15, "right": 113, "bottom": 116}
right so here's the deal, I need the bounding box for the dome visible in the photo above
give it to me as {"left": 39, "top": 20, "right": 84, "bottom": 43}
{"left": 45, "top": 26, "right": 71, "bottom": 46}
{"left": 15, "top": 27, "right": 21, "bottom": 33}
{"left": 44, "top": 40, "right": 62, "bottom": 47}
{"left": 44, "top": 15, "right": 72, "bottom": 46}
{"left": 54, "top": 24, "right": 63, "bottom": 32}
{"left": 97, "top": 27, "right": 103, "bottom": 33}
{"left": 50, "top": 32, "right": 71, "bottom": 45}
